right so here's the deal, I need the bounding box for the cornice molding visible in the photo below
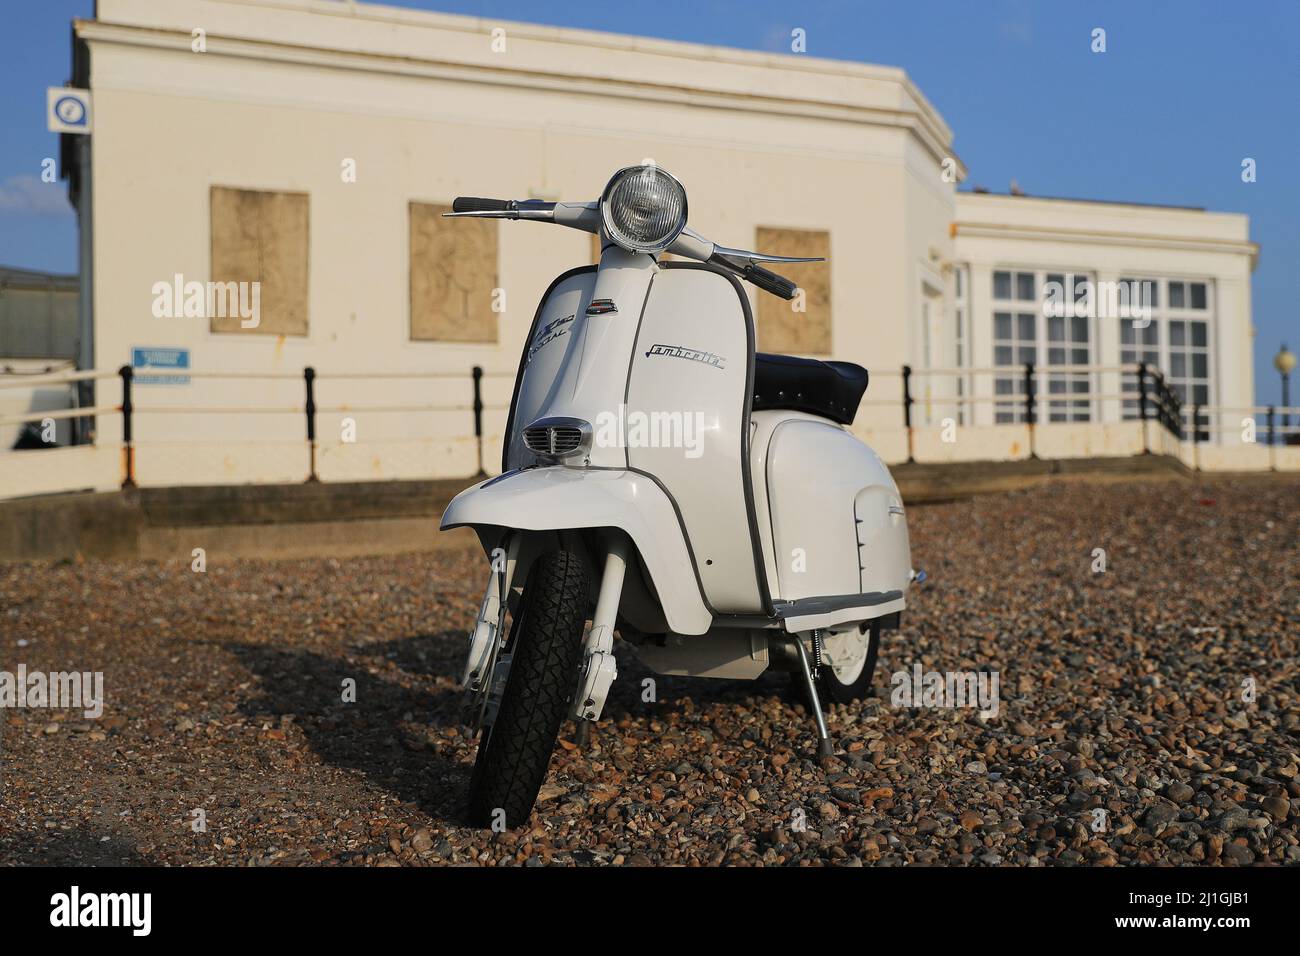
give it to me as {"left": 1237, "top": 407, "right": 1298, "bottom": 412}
{"left": 76, "top": 19, "right": 962, "bottom": 170}
{"left": 953, "top": 221, "right": 1259, "bottom": 269}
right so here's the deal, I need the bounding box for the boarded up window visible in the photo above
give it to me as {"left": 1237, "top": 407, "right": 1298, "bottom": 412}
{"left": 755, "top": 227, "right": 831, "bottom": 354}
{"left": 210, "top": 186, "right": 309, "bottom": 335}
{"left": 410, "top": 202, "right": 498, "bottom": 343}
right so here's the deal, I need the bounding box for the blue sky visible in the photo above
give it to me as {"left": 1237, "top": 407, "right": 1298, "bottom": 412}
{"left": 2, "top": 1, "right": 1296, "bottom": 403}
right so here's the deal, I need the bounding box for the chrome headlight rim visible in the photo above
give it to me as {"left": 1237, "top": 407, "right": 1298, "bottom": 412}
{"left": 599, "top": 165, "right": 689, "bottom": 255}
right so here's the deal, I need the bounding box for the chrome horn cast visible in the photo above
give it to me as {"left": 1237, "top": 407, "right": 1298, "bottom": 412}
{"left": 521, "top": 417, "right": 593, "bottom": 463}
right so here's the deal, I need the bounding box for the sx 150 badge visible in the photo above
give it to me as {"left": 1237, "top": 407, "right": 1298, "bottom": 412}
{"left": 645, "top": 343, "right": 726, "bottom": 370}
{"left": 527, "top": 313, "right": 574, "bottom": 363}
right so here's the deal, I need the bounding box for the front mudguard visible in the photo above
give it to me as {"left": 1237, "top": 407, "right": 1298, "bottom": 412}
{"left": 440, "top": 467, "right": 712, "bottom": 635}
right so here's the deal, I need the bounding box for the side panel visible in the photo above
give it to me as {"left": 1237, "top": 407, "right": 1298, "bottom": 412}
{"left": 625, "top": 266, "right": 766, "bottom": 615}
{"left": 767, "top": 419, "right": 910, "bottom": 601}
{"left": 749, "top": 408, "right": 824, "bottom": 602}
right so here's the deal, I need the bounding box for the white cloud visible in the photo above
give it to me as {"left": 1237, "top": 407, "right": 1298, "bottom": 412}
{"left": 0, "top": 175, "right": 73, "bottom": 217}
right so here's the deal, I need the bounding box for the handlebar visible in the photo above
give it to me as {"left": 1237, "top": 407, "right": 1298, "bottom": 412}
{"left": 739, "top": 262, "right": 798, "bottom": 301}
{"left": 452, "top": 197, "right": 513, "bottom": 213}
{"left": 446, "top": 197, "right": 808, "bottom": 300}
{"left": 707, "top": 252, "right": 799, "bottom": 300}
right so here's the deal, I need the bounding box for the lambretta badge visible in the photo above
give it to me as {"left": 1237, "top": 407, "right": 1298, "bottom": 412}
{"left": 585, "top": 298, "right": 617, "bottom": 316}
{"left": 645, "top": 343, "right": 725, "bottom": 370}
{"left": 527, "top": 313, "right": 574, "bottom": 363}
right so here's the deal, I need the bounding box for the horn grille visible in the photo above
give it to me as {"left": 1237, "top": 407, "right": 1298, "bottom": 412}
{"left": 522, "top": 418, "right": 591, "bottom": 460}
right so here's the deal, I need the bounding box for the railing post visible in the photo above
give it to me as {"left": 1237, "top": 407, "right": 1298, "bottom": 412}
{"left": 1137, "top": 361, "right": 1150, "bottom": 454}
{"left": 1156, "top": 370, "right": 1167, "bottom": 437}
{"left": 73, "top": 379, "right": 90, "bottom": 446}
{"left": 1174, "top": 389, "right": 1183, "bottom": 440}
{"left": 1267, "top": 405, "right": 1278, "bottom": 472}
{"left": 1192, "top": 403, "right": 1201, "bottom": 471}
{"left": 901, "top": 365, "right": 914, "bottom": 463}
{"left": 1023, "top": 361, "right": 1037, "bottom": 459}
{"left": 1168, "top": 376, "right": 1182, "bottom": 439}
{"left": 118, "top": 365, "right": 136, "bottom": 488}
{"left": 472, "top": 365, "right": 485, "bottom": 477}
{"left": 304, "top": 366, "right": 319, "bottom": 482}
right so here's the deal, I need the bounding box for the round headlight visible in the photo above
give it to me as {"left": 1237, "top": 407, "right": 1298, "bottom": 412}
{"left": 600, "top": 165, "right": 688, "bottom": 255}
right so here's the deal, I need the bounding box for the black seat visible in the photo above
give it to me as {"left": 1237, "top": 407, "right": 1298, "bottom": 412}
{"left": 752, "top": 353, "right": 868, "bottom": 426}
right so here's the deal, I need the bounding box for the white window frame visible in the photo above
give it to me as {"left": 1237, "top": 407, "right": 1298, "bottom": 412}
{"left": 990, "top": 268, "right": 1096, "bottom": 424}
{"left": 1117, "top": 277, "right": 1215, "bottom": 428}
{"left": 953, "top": 264, "right": 970, "bottom": 425}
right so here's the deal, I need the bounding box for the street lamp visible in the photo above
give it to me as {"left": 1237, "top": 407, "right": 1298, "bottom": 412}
{"left": 1275, "top": 343, "right": 1296, "bottom": 442}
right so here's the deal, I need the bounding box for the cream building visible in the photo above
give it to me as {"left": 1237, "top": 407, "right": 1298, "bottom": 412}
{"left": 1, "top": 0, "right": 1282, "bottom": 500}
{"left": 951, "top": 192, "right": 1256, "bottom": 440}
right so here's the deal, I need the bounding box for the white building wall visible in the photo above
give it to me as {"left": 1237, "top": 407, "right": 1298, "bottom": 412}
{"left": 4, "top": 0, "right": 1278, "bottom": 502}
{"left": 69, "top": 0, "right": 959, "bottom": 487}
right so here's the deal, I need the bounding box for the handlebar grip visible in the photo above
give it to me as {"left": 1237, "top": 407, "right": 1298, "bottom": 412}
{"left": 452, "top": 197, "right": 513, "bottom": 213}
{"left": 744, "top": 263, "right": 798, "bottom": 300}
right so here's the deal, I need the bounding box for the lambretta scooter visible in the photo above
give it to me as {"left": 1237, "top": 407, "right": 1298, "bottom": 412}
{"left": 441, "top": 165, "right": 912, "bottom": 827}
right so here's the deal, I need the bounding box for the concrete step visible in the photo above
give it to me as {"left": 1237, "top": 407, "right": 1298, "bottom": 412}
{"left": 1, "top": 454, "right": 1199, "bottom": 562}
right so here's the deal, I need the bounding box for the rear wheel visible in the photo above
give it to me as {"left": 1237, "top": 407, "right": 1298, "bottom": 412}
{"left": 467, "top": 550, "right": 589, "bottom": 828}
{"left": 817, "top": 621, "right": 881, "bottom": 703}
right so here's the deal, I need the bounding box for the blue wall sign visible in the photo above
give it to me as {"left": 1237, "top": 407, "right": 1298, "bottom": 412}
{"left": 132, "top": 346, "right": 191, "bottom": 385}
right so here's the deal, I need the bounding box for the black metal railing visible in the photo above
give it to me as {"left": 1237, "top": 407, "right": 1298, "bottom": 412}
{"left": 1136, "top": 362, "right": 1183, "bottom": 445}
{"left": 113, "top": 364, "right": 499, "bottom": 488}
{"left": 899, "top": 361, "right": 1185, "bottom": 459}
{"left": 7, "top": 360, "right": 1293, "bottom": 495}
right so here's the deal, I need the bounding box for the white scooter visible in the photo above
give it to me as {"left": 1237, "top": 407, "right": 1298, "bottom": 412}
{"left": 441, "top": 165, "right": 912, "bottom": 827}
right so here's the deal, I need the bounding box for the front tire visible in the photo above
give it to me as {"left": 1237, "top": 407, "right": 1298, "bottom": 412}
{"left": 467, "top": 550, "right": 589, "bottom": 828}
{"left": 817, "top": 621, "right": 881, "bottom": 704}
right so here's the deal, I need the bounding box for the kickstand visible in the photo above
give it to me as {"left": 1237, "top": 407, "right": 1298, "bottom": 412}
{"left": 574, "top": 719, "right": 591, "bottom": 749}
{"left": 790, "top": 637, "right": 833, "bottom": 759}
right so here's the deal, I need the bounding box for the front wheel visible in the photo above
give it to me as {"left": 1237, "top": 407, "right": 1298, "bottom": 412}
{"left": 467, "top": 550, "right": 590, "bottom": 828}
{"left": 817, "top": 621, "right": 881, "bottom": 703}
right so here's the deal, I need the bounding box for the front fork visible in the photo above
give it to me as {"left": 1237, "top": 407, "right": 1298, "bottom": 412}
{"left": 463, "top": 535, "right": 520, "bottom": 729}
{"left": 571, "top": 533, "right": 630, "bottom": 723}
{"left": 464, "top": 533, "right": 629, "bottom": 730}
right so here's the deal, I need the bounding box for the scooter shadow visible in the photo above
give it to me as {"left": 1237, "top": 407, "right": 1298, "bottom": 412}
{"left": 224, "top": 635, "right": 472, "bottom": 825}
{"left": 222, "top": 630, "right": 805, "bottom": 824}
{"left": 3, "top": 827, "right": 150, "bottom": 867}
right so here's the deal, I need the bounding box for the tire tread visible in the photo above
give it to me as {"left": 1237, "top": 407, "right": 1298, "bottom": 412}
{"left": 467, "top": 550, "right": 589, "bottom": 827}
